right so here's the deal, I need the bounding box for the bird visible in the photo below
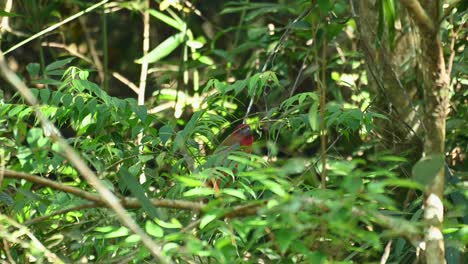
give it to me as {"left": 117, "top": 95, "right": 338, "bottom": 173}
{"left": 218, "top": 124, "right": 254, "bottom": 154}
{"left": 209, "top": 123, "right": 254, "bottom": 192}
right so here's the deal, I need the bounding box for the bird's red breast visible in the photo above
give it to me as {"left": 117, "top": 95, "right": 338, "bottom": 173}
{"left": 220, "top": 124, "right": 254, "bottom": 153}
{"left": 209, "top": 124, "right": 254, "bottom": 193}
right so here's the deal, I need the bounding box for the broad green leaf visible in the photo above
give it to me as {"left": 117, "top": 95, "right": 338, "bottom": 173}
{"left": 318, "top": 0, "right": 333, "bottom": 13}
{"left": 154, "top": 218, "right": 182, "bottom": 229}
{"left": 104, "top": 227, "right": 129, "bottom": 238}
{"left": 275, "top": 228, "right": 298, "bottom": 254}
{"left": 132, "top": 104, "right": 147, "bottom": 122}
{"left": 159, "top": 125, "right": 173, "bottom": 144}
{"left": 26, "top": 63, "right": 40, "bottom": 78}
{"left": 198, "top": 55, "right": 214, "bottom": 65}
{"left": 39, "top": 89, "right": 50, "bottom": 104}
{"left": 135, "top": 32, "right": 185, "bottom": 64}
{"left": 200, "top": 214, "right": 217, "bottom": 229}
{"left": 27, "top": 128, "right": 43, "bottom": 145}
{"left": 145, "top": 221, "right": 164, "bottom": 238}
{"left": 261, "top": 179, "right": 286, "bottom": 197}
{"left": 61, "top": 93, "right": 72, "bottom": 106}
{"left": 412, "top": 154, "right": 445, "bottom": 187}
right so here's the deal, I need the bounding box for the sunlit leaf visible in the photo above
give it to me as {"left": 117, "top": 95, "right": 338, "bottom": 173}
{"left": 135, "top": 32, "right": 185, "bottom": 64}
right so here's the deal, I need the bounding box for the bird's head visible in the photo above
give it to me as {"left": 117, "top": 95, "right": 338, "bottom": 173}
{"left": 232, "top": 124, "right": 254, "bottom": 147}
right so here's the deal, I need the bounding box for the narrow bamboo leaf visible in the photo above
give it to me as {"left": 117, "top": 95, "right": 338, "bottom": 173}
{"left": 45, "top": 57, "right": 75, "bottom": 72}
{"left": 0, "top": 10, "right": 19, "bottom": 17}
{"left": 135, "top": 32, "right": 185, "bottom": 64}
{"left": 383, "top": 0, "right": 396, "bottom": 50}
{"left": 308, "top": 100, "right": 320, "bottom": 131}
{"left": 222, "top": 189, "right": 247, "bottom": 200}
{"left": 148, "top": 9, "right": 183, "bottom": 30}
{"left": 118, "top": 167, "right": 159, "bottom": 218}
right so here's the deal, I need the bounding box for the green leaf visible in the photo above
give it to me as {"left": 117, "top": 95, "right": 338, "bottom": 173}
{"left": 383, "top": 0, "right": 396, "bottom": 50}
{"left": 275, "top": 228, "right": 297, "bottom": 254}
{"left": 145, "top": 220, "right": 164, "bottom": 238}
{"left": 198, "top": 55, "right": 214, "bottom": 65}
{"left": 104, "top": 227, "right": 130, "bottom": 238}
{"left": 159, "top": 125, "right": 173, "bottom": 144}
{"left": 412, "top": 154, "right": 445, "bottom": 187}
{"left": 61, "top": 93, "right": 72, "bottom": 106}
{"left": 154, "top": 218, "right": 182, "bottom": 229}
{"left": 39, "top": 89, "right": 50, "bottom": 104}
{"left": 186, "top": 40, "right": 204, "bottom": 49}
{"left": 176, "top": 176, "right": 204, "bottom": 187}
{"left": 0, "top": 10, "right": 19, "bottom": 17}
{"left": 26, "top": 63, "right": 40, "bottom": 78}
{"left": 32, "top": 78, "right": 63, "bottom": 86}
{"left": 382, "top": 179, "right": 423, "bottom": 190}
{"left": 308, "top": 100, "right": 320, "bottom": 131}
{"left": 27, "top": 128, "right": 43, "bottom": 145}
{"left": 135, "top": 32, "right": 185, "bottom": 64}
{"left": 118, "top": 167, "right": 159, "bottom": 218}
{"left": 148, "top": 9, "right": 184, "bottom": 31}
{"left": 200, "top": 214, "right": 217, "bottom": 229}
{"left": 183, "top": 187, "right": 216, "bottom": 197}
{"left": 74, "top": 96, "right": 84, "bottom": 112}
{"left": 132, "top": 104, "right": 147, "bottom": 122}
{"left": 318, "top": 0, "right": 333, "bottom": 13}
{"left": 261, "top": 179, "right": 286, "bottom": 197}
{"left": 45, "top": 57, "right": 75, "bottom": 73}
{"left": 222, "top": 189, "right": 247, "bottom": 200}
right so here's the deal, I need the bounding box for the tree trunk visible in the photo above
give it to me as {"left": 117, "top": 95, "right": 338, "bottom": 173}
{"left": 354, "top": 0, "right": 450, "bottom": 263}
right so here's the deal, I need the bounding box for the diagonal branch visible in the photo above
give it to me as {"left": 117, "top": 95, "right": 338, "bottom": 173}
{"left": 0, "top": 52, "right": 170, "bottom": 264}
{"left": 399, "top": 0, "right": 436, "bottom": 32}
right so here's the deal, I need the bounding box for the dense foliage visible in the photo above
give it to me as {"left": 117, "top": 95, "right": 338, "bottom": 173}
{"left": 0, "top": 0, "right": 466, "bottom": 263}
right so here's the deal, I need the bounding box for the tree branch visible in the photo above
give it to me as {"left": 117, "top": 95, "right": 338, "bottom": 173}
{"left": 0, "top": 52, "right": 170, "bottom": 264}
{"left": 399, "top": 0, "right": 436, "bottom": 32}
{"left": 1, "top": 169, "right": 205, "bottom": 212}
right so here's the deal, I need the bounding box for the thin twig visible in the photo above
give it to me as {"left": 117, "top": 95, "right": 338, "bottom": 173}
{"left": 2, "top": 239, "right": 16, "bottom": 264}
{"left": 380, "top": 240, "right": 392, "bottom": 264}
{"left": 78, "top": 16, "right": 105, "bottom": 83}
{"left": 289, "top": 48, "right": 312, "bottom": 97}
{"left": 319, "top": 37, "right": 327, "bottom": 189}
